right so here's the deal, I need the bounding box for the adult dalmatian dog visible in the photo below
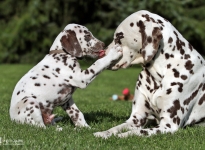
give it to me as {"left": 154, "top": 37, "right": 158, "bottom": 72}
{"left": 94, "top": 10, "right": 205, "bottom": 138}
{"left": 10, "top": 24, "right": 122, "bottom": 128}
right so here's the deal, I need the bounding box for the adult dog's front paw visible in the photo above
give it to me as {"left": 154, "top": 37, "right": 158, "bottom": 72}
{"left": 93, "top": 131, "right": 112, "bottom": 139}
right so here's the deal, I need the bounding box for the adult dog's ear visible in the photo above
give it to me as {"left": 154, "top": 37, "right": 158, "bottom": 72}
{"left": 60, "top": 30, "right": 83, "bottom": 58}
{"left": 137, "top": 21, "right": 162, "bottom": 63}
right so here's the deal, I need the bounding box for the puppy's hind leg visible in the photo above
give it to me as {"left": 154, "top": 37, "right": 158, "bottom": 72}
{"left": 10, "top": 97, "right": 46, "bottom": 128}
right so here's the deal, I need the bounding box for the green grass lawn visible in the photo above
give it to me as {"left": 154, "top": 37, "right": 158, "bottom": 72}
{"left": 1, "top": 64, "right": 205, "bottom": 150}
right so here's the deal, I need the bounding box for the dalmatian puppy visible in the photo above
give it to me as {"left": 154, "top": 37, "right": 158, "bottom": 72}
{"left": 10, "top": 24, "right": 122, "bottom": 129}
{"left": 94, "top": 10, "right": 205, "bottom": 138}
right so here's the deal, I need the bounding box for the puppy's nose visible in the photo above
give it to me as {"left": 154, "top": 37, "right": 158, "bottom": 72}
{"left": 95, "top": 41, "right": 105, "bottom": 50}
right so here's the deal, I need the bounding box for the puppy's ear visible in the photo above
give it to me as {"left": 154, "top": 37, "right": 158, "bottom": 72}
{"left": 137, "top": 21, "right": 162, "bottom": 63}
{"left": 60, "top": 30, "right": 83, "bottom": 58}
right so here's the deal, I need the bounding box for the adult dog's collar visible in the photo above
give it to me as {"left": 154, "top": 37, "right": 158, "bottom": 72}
{"left": 49, "top": 50, "right": 67, "bottom": 55}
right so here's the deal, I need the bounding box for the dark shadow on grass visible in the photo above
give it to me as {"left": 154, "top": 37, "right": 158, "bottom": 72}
{"left": 58, "top": 111, "right": 129, "bottom": 126}
{"left": 85, "top": 111, "right": 129, "bottom": 124}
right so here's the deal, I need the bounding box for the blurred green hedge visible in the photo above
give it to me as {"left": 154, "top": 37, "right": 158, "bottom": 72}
{"left": 0, "top": 0, "right": 205, "bottom": 63}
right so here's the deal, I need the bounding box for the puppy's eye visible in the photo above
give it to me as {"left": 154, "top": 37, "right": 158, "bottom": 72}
{"left": 84, "top": 34, "right": 92, "bottom": 42}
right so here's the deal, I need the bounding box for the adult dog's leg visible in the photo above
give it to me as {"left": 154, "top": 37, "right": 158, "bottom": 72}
{"left": 94, "top": 86, "right": 150, "bottom": 139}
{"left": 117, "top": 85, "right": 183, "bottom": 137}
{"left": 117, "top": 116, "right": 178, "bottom": 137}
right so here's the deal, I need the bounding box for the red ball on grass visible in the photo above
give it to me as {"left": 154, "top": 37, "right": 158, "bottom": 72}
{"left": 122, "top": 88, "right": 130, "bottom": 95}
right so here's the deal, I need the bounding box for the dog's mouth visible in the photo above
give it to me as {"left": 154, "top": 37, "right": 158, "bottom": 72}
{"left": 98, "top": 50, "right": 106, "bottom": 58}
{"left": 92, "top": 50, "right": 105, "bottom": 59}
